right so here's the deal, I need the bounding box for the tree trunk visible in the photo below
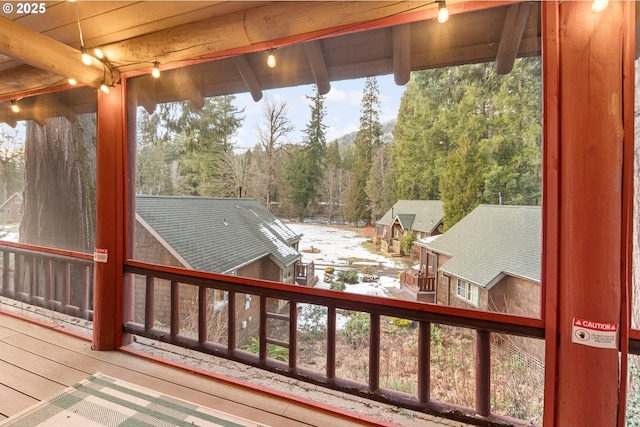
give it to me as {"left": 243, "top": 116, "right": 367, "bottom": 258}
{"left": 19, "top": 115, "right": 96, "bottom": 252}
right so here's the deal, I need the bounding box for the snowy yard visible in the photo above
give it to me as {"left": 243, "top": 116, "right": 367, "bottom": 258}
{"left": 286, "top": 222, "right": 407, "bottom": 297}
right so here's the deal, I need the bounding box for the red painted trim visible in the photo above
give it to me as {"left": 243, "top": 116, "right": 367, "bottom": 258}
{"left": 0, "top": 309, "right": 91, "bottom": 342}
{"left": 618, "top": 2, "right": 635, "bottom": 425}
{"left": 541, "top": 2, "right": 560, "bottom": 426}
{"left": 0, "top": 240, "right": 93, "bottom": 260}
{"left": 119, "top": 345, "right": 405, "bottom": 427}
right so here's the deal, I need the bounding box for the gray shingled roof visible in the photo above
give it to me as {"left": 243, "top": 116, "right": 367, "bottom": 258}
{"left": 136, "top": 196, "right": 301, "bottom": 274}
{"left": 419, "top": 205, "right": 540, "bottom": 288}
{"left": 376, "top": 200, "right": 444, "bottom": 234}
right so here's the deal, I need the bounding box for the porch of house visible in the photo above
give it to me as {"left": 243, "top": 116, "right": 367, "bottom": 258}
{"left": 0, "top": 310, "right": 472, "bottom": 427}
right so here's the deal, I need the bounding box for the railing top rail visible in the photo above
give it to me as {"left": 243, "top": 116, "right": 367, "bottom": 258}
{"left": 124, "top": 260, "right": 544, "bottom": 339}
{"left": 0, "top": 240, "right": 93, "bottom": 262}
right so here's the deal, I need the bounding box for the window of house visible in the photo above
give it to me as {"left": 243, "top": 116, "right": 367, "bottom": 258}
{"left": 455, "top": 278, "right": 479, "bottom": 306}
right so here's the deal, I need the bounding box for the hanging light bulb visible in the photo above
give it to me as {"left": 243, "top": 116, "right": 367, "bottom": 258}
{"left": 10, "top": 100, "right": 19, "bottom": 113}
{"left": 437, "top": 1, "right": 449, "bottom": 23}
{"left": 68, "top": 77, "right": 77, "bottom": 86}
{"left": 93, "top": 48, "right": 104, "bottom": 59}
{"left": 592, "top": 0, "right": 608, "bottom": 12}
{"left": 267, "top": 49, "right": 276, "bottom": 68}
{"left": 152, "top": 61, "right": 161, "bottom": 79}
{"left": 100, "top": 83, "right": 110, "bottom": 94}
{"left": 81, "top": 47, "right": 92, "bottom": 66}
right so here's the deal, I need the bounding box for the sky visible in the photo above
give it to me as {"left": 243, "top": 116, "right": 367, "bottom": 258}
{"left": 231, "top": 74, "right": 406, "bottom": 151}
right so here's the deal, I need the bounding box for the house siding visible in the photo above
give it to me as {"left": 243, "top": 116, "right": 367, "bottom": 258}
{"left": 488, "top": 276, "right": 540, "bottom": 318}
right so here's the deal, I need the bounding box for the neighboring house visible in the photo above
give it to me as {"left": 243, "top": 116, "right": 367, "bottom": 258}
{"left": 414, "top": 205, "right": 541, "bottom": 318}
{"left": 375, "top": 200, "right": 443, "bottom": 256}
{"left": 0, "top": 192, "right": 23, "bottom": 224}
{"left": 133, "top": 195, "right": 312, "bottom": 344}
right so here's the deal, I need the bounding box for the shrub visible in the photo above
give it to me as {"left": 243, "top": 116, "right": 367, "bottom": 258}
{"left": 341, "top": 312, "right": 370, "bottom": 347}
{"left": 331, "top": 281, "right": 346, "bottom": 291}
{"left": 337, "top": 269, "right": 359, "bottom": 284}
{"left": 361, "top": 265, "right": 377, "bottom": 282}
{"left": 399, "top": 232, "right": 415, "bottom": 256}
{"left": 242, "top": 336, "right": 289, "bottom": 361}
{"left": 324, "top": 267, "right": 335, "bottom": 275}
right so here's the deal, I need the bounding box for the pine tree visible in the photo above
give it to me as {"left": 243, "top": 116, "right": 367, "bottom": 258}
{"left": 345, "top": 77, "right": 383, "bottom": 225}
{"left": 287, "top": 87, "right": 327, "bottom": 220}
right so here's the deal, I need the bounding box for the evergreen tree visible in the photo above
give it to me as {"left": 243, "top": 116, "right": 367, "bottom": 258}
{"left": 366, "top": 144, "right": 393, "bottom": 224}
{"left": 287, "top": 88, "right": 327, "bottom": 220}
{"left": 345, "top": 77, "right": 383, "bottom": 225}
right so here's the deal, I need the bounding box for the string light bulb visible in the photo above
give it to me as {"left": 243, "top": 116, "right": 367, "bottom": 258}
{"left": 100, "top": 83, "right": 110, "bottom": 94}
{"left": 9, "top": 100, "right": 19, "bottom": 113}
{"left": 93, "top": 48, "right": 104, "bottom": 59}
{"left": 437, "top": 1, "right": 449, "bottom": 23}
{"left": 152, "top": 61, "right": 161, "bottom": 78}
{"left": 267, "top": 49, "right": 276, "bottom": 68}
{"left": 81, "top": 47, "right": 92, "bottom": 66}
{"left": 592, "top": 0, "right": 608, "bottom": 12}
{"left": 68, "top": 77, "right": 77, "bottom": 86}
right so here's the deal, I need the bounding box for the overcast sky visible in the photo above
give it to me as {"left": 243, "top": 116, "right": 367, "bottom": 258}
{"left": 231, "top": 74, "right": 406, "bottom": 151}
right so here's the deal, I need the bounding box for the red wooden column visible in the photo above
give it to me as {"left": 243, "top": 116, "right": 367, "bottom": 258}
{"left": 542, "top": 1, "right": 631, "bottom": 425}
{"left": 93, "top": 84, "right": 125, "bottom": 351}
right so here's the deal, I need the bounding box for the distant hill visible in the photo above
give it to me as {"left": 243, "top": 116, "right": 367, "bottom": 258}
{"left": 333, "top": 118, "right": 396, "bottom": 148}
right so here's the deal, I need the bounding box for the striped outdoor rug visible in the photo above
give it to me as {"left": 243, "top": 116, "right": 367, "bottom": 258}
{"left": 0, "top": 372, "right": 269, "bottom": 427}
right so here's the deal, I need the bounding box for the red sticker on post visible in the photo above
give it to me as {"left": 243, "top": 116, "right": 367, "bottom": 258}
{"left": 571, "top": 317, "right": 618, "bottom": 349}
{"left": 93, "top": 248, "right": 108, "bottom": 263}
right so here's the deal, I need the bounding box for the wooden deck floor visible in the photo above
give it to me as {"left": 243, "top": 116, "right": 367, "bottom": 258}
{"left": 0, "top": 311, "right": 471, "bottom": 427}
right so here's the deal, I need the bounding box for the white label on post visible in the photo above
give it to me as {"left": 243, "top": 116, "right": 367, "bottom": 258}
{"left": 93, "top": 248, "right": 108, "bottom": 263}
{"left": 571, "top": 317, "right": 618, "bottom": 349}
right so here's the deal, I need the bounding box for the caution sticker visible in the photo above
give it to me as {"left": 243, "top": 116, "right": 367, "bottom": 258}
{"left": 571, "top": 317, "right": 618, "bottom": 349}
{"left": 93, "top": 248, "right": 108, "bottom": 263}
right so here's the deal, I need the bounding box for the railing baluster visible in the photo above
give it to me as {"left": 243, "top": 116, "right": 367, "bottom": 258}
{"left": 327, "top": 305, "right": 336, "bottom": 380}
{"left": 259, "top": 296, "right": 267, "bottom": 360}
{"left": 198, "top": 286, "right": 207, "bottom": 343}
{"left": 62, "top": 262, "right": 71, "bottom": 312}
{"left": 2, "top": 250, "right": 10, "bottom": 297}
{"left": 476, "top": 329, "right": 491, "bottom": 417}
{"left": 228, "top": 291, "right": 236, "bottom": 350}
{"left": 170, "top": 281, "right": 179, "bottom": 337}
{"left": 289, "top": 300, "right": 297, "bottom": 371}
{"left": 144, "top": 276, "right": 155, "bottom": 332}
{"left": 418, "top": 320, "right": 431, "bottom": 404}
{"left": 44, "top": 259, "right": 53, "bottom": 309}
{"left": 80, "top": 264, "right": 90, "bottom": 318}
{"left": 369, "top": 313, "right": 380, "bottom": 393}
{"left": 29, "top": 256, "right": 36, "bottom": 302}
{"left": 14, "top": 254, "right": 21, "bottom": 297}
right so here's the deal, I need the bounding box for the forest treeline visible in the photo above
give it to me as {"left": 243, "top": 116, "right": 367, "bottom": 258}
{"left": 136, "top": 57, "right": 542, "bottom": 230}
{"left": 6, "top": 57, "right": 542, "bottom": 252}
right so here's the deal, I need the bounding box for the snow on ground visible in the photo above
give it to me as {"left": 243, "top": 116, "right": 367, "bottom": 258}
{"left": 286, "top": 222, "right": 406, "bottom": 296}
{"left": 287, "top": 222, "right": 402, "bottom": 269}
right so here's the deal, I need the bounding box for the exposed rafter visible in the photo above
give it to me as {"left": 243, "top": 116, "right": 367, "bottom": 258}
{"left": 494, "top": 2, "right": 532, "bottom": 75}
{"left": 0, "top": 17, "right": 120, "bottom": 91}
{"left": 304, "top": 41, "right": 330, "bottom": 95}
{"left": 233, "top": 56, "right": 263, "bottom": 102}
{"left": 392, "top": 24, "right": 411, "bottom": 86}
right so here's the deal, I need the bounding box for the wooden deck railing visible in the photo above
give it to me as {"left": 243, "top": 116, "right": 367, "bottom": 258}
{"left": 294, "top": 261, "right": 315, "bottom": 286}
{"left": 400, "top": 270, "right": 436, "bottom": 292}
{"left": 123, "top": 260, "right": 544, "bottom": 426}
{"left": 0, "top": 241, "right": 94, "bottom": 320}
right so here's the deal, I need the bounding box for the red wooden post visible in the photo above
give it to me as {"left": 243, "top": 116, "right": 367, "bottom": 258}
{"left": 542, "top": 2, "right": 630, "bottom": 425}
{"left": 93, "top": 85, "right": 125, "bottom": 351}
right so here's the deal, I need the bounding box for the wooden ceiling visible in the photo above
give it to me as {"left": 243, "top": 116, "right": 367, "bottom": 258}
{"left": 0, "top": 1, "right": 541, "bottom": 125}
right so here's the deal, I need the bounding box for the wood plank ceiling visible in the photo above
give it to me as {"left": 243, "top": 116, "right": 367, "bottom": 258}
{"left": 0, "top": 1, "right": 541, "bottom": 125}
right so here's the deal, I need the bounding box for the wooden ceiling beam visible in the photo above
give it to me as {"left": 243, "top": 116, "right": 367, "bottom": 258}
{"left": 494, "top": 2, "right": 532, "bottom": 75}
{"left": 392, "top": 24, "right": 411, "bottom": 86}
{"left": 304, "top": 41, "right": 330, "bottom": 95}
{"left": 233, "top": 56, "right": 263, "bottom": 102}
{"left": 0, "top": 17, "right": 120, "bottom": 90}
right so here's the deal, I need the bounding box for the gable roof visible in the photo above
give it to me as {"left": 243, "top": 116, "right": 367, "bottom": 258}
{"left": 0, "top": 192, "right": 23, "bottom": 209}
{"left": 377, "top": 200, "right": 444, "bottom": 234}
{"left": 136, "top": 196, "right": 301, "bottom": 274}
{"left": 418, "top": 205, "right": 540, "bottom": 288}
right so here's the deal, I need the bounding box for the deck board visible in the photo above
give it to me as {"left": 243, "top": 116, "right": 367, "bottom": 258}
{"left": 0, "top": 313, "right": 379, "bottom": 427}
